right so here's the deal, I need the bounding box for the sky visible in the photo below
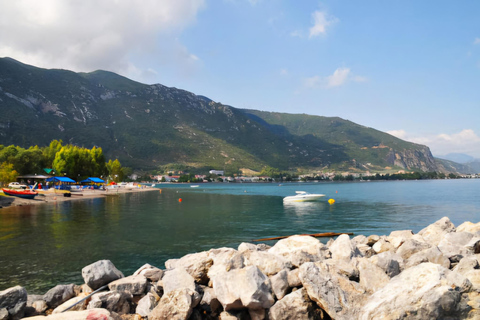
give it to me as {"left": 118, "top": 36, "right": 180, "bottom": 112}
{"left": 1, "top": 0, "right": 480, "bottom": 158}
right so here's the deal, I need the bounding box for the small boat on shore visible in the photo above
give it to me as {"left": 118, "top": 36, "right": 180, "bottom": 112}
{"left": 283, "top": 191, "right": 325, "bottom": 203}
{"left": 2, "top": 188, "right": 38, "bottom": 199}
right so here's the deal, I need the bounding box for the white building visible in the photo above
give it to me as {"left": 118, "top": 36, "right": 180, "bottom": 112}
{"left": 209, "top": 170, "right": 224, "bottom": 175}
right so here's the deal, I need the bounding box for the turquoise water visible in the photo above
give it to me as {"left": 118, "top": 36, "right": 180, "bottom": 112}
{"left": 0, "top": 179, "right": 479, "bottom": 293}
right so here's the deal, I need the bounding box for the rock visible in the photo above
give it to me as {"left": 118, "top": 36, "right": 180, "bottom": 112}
{"left": 87, "top": 291, "right": 132, "bottom": 315}
{"left": 165, "top": 251, "right": 213, "bottom": 285}
{"left": 162, "top": 268, "right": 196, "bottom": 294}
{"left": 330, "top": 234, "right": 361, "bottom": 260}
{"left": 356, "top": 243, "right": 375, "bottom": 258}
{"left": 198, "top": 286, "right": 222, "bottom": 315}
{"left": 248, "top": 308, "right": 266, "bottom": 320}
{"left": 464, "top": 270, "right": 480, "bottom": 291}
{"left": 108, "top": 275, "right": 148, "bottom": 295}
{"left": 357, "top": 258, "right": 390, "bottom": 293}
{"left": 136, "top": 292, "right": 158, "bottom": 317}
{"left": 238, "top": 242, "right": 258, "bottom": 253}
{"left": 323, "top": 258, "right": 359, "bottom": 281}
{"left": 212, "top": 266, "right": 274, "bottom": 311}
{"left": 372, "top": 237, "right": 394, "bottom": 254}
{"left": 405, "top": 246, "right": 450, "bottom": 269}
{"left": 418, "top": 216, "right": 456, "bottom": 246}
{"left": 366, "top": 234, "right": 380, "bottom": 246}
{"left": 270, "top": 269, "right": 289, "bottom": 300}
{"left": 368, "top": 251, "right": 403, "bottom": 277}
{"left": 24, "top": 308, "right": 120, "bottom": 319}
{"left": 82, "top": 260, "right": 124, "bottom": 290}
{"left": 268, "top": 235, "right": 327, "bottom": 267}
{"left": 457, "top": 221, "right": 480, "bottom": 233}
{"left": 243, "top": 250, "right": 292, "bottom": 276}
{"left": 387, "top": 230, "right": 413, "bottom": 249}
{"left": 454, "top": 255, "right": 480, "bottom": 275}
{"left": 219, "top": 311, "right": 242, "bottom": 320}
{"left": 52, "top": 295, "right": 88, "bottom": 313}
{"left": 359, "top": 262, "right": 472, "bottom": 319}
{"left": 287, "top": 268, "right": 302, "bottom": 288}
{"left": 207, "top": 248, "right": 245, "bottom": 282}
{"left": 269, "top": 288, "right": 323, "bottom": 320}
{"left": 352, "top": 235, "right": 367, "bottom": 245}
{"left": 148, "top": 288, "right": 195, "bottom": 320}
{"left": 438, "top": 231, "right": 475, "bottom": 258}
{"left": 32, "top": 300, "right": 48, "bottom": 314}
{"left": 396, "top": 238, "right": 431, "bottom": 260}
{"left": 299, "top": 262, "right": 365, "bottom": 319}
{"left": 133, "top": 263, "right": 164, "bottom": 282}
{"left": 43, "top": 284, "right": 75, "bottom": 309}
{"left": 0, "top": 308, "right": 7, "bottom": 320}
{"left": 0, "top": 286, "right": 27, "bottom": 320}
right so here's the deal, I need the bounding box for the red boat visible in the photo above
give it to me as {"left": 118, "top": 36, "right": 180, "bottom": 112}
{"left": 2, "top": 188, "right": 38, "bottom": 199}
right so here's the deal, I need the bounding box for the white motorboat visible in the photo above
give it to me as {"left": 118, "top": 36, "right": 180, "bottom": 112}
{"left": 283, "top": 191, "right": 325, "bottom": 202}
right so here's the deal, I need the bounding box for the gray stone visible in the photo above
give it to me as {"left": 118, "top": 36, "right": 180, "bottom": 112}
{"left": 457, "top": 221, "right": 480, "bottom": 233}
{"left": 418, "top": 216, "right": 456, "bottom": 246}
{"left": 0, "top": 286, "right": 27, "bottom": 320}
{"left": 148, "top": 288, "right": 194, "bottom": 320}
{"left": 268, "top": 235, "right": 327, "bottom": 267}
{"left": 133, "top": 263, "right": 164, "bottom": 282}
{"left": 396, "top": 238, "right": 431, "bottom": 260}
{"left": 330, "top": 234, "right": 361, "bottom": 260}
{"left": 351, "top": 234, "right": 368, "bottom": 246}
{"left": 43, "top": 284, "right": 75, "bottom": 309}
{"left": 359, "top": 262, "right": 472, "bottom": 319}
{"left": 162, "top": 267, "right": 196, "bottom": 294}
{"left": 25, "top": 308, "right": 120, "bottom": 320}
{"left": 357, "top": 258, "right": 390, "bottom": 293}
{"left": 81, "top": 260, "right": 124, "bottom": 290}
{"left": 287, "top": 268, "right": 302, "bottom": 288}
{"left": 0, "top": 308, "right": 7, "bottom": 320}
{"left": 438, "top": 231, "right": 474, "bottom": 258}
{"left": 212, "top": 266, "right": 274, "bottom": 311}
{"left": 136, "top": 292, "right": 158, "bottom": 317}
{"left": 368, "top": 251, "right": 403, "bottom": 277}
{"left": 454, "top": 255, "right": 480, "bottom": 275}
{"left": 108, "top": 275, "right": 148, "bottom": 295}
{"left": 405, "top": 246, "right": 450, "bottom": 269}
{"left": 269, "top": 288, "right": 321, "bottom": 320}
{"left": 243, "top": 250, "right": 292, "bottom": 276}
{"left": 270, "top": 269, "right": 289, "bottom": 300}
{"left": 87, "top": 291, "right": 132, "bottom": 315}
{"left": 198, "top": 285, "right": 222, "bottom": 315}
{"left": 165, "top": 251, "right": 213, "bottom": 285}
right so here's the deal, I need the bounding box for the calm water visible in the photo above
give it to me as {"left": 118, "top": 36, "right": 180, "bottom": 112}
{"left": 1, "top": 179, "right": 479, "bottom": 294}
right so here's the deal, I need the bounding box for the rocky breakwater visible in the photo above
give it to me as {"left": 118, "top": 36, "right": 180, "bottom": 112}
{"left": 2, "top": 217, "right": 480, "bottom": 319}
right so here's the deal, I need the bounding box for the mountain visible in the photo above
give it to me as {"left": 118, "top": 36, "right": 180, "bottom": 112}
{"left": 0, "top": 57, "right": 445, "bottom": 173}
{"left": 438, "top": 153, "right": 475, "bottom": 164}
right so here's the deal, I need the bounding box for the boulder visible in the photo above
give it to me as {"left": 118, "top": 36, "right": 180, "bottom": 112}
{"left": 405, "top": 246, "right": 450, "bottom": 269}
{"left": 323, "top": 258, "right": 359, "bottom": 281}
{"left": 269, "top": 288, "right": 322, "bottom": 320}
{"left": 438, "top": 231, "right": 474, "bottom": 258}
{"left": 212, "top": 266, "right": 274, "bottom": 311}
{"left": 136, "top": 292, "right": 158, "bottom": 317}
{"left": 366, "top": 234, "right": 380, "bottom": 246}
{"left": 372, "top": 238, "right": 394, "bottom": 254}
{"left": 351, "top": 235, "right": 368, "bottom": 246}
{"left": 0, "top": 286, "right": 27, "bottom": 320}
{"left": 0, "top": 308, "right": 7, "bottom": 320}
{"left": 52, "top": 295, "right": 88, "bottom": 313}
{"left": 387, "top": 230, "right": 413, "bottom": 249}
{"left": 368, "top": 251, "right": 403, "bottom": 277}
{"left": 81, "top": 260, "right": 124, "bottom": 290}
{"left": 396, "top": 238, "right": 431, "bottom": 260}
{"left": 453, "top": 255, "right": 480, "bottom": 275}
{"left": 207, "top": 248, "right": 245, "bottom": 282}
{"left": 457, "top": 221, "right": 480, "bottom": 233}
{"left": 418, "top": 216, "right": 456, "bottom": 246}
{"left": 43, "top": 284, "right": 75, "bottom": 309}
{"left": 87, "top": 291, "right": 132, "bottom": 315}
{"left": 162, "top": 268, "right": 196, "bottom": 294}
{"left": 198, "top": 286, "right": 222, "bottom": 316}
{"left": 299, "top": 262, "right": 365, "bottom": 319}
{"left": 165, "top": 251, "right": 213, "bottom": 285}
{"left": 243, "top": 250, "right": 292, "bottom": 276}
{"left": 108, "top": 275, "right": 148, "bottom": 295}
{"left": 248, "top": 308, "right": 266, "bottom": 320}
{"left": 148, "top": 288, "right": 195, "bottom": 320}
{"left": 268, "top": 235, "right": 327, "bottom": 267}
{"left": 269, "top": 269, "right": 289, "bottom": 300}
{"left": 133, "top": 263, "right": 164, "bottom": 282}
{"left": 357, "top": 258, "right": 390, "bottom": 293}
{"left": 359, "top": 262, "right": 472, "bottom": 319}
{"left": 329, "top": 234, "right": 361, "bottom": 260}
{"left": 24, "top": 308, "right": 120, "bottom": 320}
{"left": 287, "top": 268, "right": 302, "bottom": 288}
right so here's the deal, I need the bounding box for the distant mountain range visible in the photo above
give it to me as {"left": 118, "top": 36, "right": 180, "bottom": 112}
{"left": 0, "top": 57, "right": 475, "bottom": 174}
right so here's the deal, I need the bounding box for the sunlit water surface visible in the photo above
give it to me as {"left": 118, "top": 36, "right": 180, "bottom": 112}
{"left": 1, "top": 179, "right": 479, "bottom": 293}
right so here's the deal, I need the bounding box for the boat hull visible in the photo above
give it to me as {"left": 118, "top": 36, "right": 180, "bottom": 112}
{"left": 2, "top": 188, "right": 38, "bottom": 199}
{"left": 283, "top": 192, "right": 325, "bottom": 202}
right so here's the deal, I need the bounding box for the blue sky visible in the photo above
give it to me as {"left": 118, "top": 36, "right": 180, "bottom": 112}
{"left": 1, "top": 0, "right": 480, "bottom": 158}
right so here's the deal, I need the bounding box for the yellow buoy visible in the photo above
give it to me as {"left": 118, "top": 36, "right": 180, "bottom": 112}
{"left": 328, "top": 198, "right": 335, "bottom": 205}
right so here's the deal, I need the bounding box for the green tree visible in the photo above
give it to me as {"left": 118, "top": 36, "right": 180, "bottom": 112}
{"left": 0, "top": 162, "right": 18, "bottom": 187}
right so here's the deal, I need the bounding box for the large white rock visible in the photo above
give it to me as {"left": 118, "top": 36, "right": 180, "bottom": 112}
{"left": 165, "top": 251, "right": 213, "bottom": 285}
{"left": 299, "top": 262, "right": 365, "bottom": 320}
{"left": 453, "top": 255, "right": 480, "bottom": 275}
{"left": 148, "top": 288, "right": 195, "bottom": 320}
{"left": 372, "top": 238, "right": 394, "bottom": 254}
{"left": 212, "top": 266, "right": 274, "bottom": 311}
{"left": 136, "top": 292, "right": 158, "bottom": 317}
{"left": 81, "top": 260, "right": 124, "bottom": 290}
{"left": 162, "top": 268, "right": 196, "bottom": 295}
{"left": 243, "top": 250, "right": 292, "bottom": 276}
{"left": 108, "top": 275, "right": 148, "bottom": 295}
{"left": 438, "top": 231, "right": 474, "bottom": 258}
{"left": 269, "top": 288, "right": 323, "bottom": 320}
{"left": 359, "top": 262, "right": 472, "bottom": 319}
{"left": 207, "top": 248, "right": 245, "bottom": 283}
{"left": 405, "top": 246, "right": 450, "bottom": 270}
{"left": 268, "top": 235, "right": 327, "bottom": 267}
{"left": 330, "top": 234, "right": 361, "bottom": 260}
{"left": 387, "top": 230, "right": 413, "bottom": 249}
{"left": 133, "top": 263, "right": 164, "bottom": 282}
{"left": 25, "top": 308, "right": 120, "bottom": 320}
{"left": 418, "top": 216, "right": 456, "bottom": 246}
{"left": 368, "top": 251, "right": 403, "bottom": 277}
{"left": 357, "top": 258, "right": 390, "bottom": 293}
{"left": 457, "top": 221, "right": 480, "bottom": 234}
{"left": 396, "top": 238, "right": 431, "bottom": 260}
{"left": 269, "top": 269, "right": 289, "bottom": 300}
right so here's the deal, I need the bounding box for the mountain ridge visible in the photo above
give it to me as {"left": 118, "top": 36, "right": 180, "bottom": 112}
{"left": 0, "top": 57, "right": 469, "bottom": 174}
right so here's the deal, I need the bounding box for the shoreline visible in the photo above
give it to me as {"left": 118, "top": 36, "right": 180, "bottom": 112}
{"left": 0, "top": 186, "right": 158, "bottom": 209}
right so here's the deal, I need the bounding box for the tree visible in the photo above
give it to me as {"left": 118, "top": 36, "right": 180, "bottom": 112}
{"left": 0, "top": 162, "right": 18, "bottom": 187}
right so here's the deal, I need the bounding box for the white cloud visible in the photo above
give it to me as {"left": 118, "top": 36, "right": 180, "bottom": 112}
{"left": 303, "top": 67, "right": 366, "bottom": 89}
{"left": 309, "top": 10, "right": 338, "bottom": 38}
{"left": 474, "top": 38, "right": 480, "bottom": 45}
{"left": 0, "top": 0, "right": 205, "bottom": 82}
{"left": 388, "top": 129, "right": 480, "bottom": 158}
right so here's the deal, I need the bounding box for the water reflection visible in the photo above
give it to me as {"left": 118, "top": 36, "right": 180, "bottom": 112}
{"left": 283, "top": 201, "right": 328, "bottom": 215}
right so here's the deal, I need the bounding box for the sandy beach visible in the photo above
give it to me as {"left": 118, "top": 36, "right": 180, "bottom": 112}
{"left": 0, "top": 186, "right": 158, "bottom": 209}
